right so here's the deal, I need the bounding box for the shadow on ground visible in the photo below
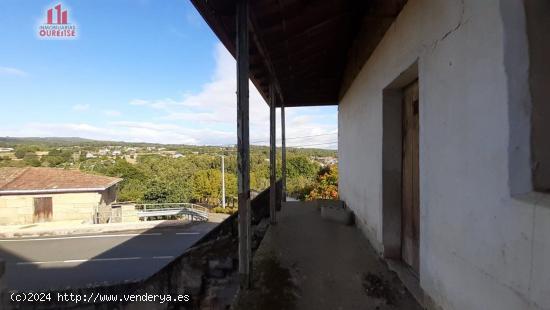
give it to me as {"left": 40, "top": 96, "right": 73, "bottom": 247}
{"left": 0, "top": 181, "right": 281, "bottom": 309}
{"left": 233, "top": 201, "right": 423, "bottom": 310}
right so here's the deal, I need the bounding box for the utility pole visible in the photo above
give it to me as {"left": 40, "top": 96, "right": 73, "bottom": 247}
{"left": 221, "top": 155, "right": 226, "bottom": 209}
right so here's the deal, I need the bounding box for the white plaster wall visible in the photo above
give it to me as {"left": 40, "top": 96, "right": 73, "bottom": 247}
{"left": 0, "top": 192, "right": 103, "bottom": 224}
{"left": 338, "top": 0, "right": 550, "bottom": 309}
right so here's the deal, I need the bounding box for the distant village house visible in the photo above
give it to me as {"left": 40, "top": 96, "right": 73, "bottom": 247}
{"left": 0, "top": 167, "right": 122, "bottom": 224}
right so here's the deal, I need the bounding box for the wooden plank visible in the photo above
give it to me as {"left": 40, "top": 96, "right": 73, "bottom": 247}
{"left": 401, "top": 80, "right": 420, "bottom": 274}
{"left": 236, "top": 0, "right": 251, "bottom": 289}
{"left": 249, "top": 10, "right": 285, "bottom": 104}
{"left": 191, "top": 0, "right": 407, "bottom": 107}
{"left": 189, "top": 0, "right": 235, "bottom": 57}
{"left": 269, "top": 84, "right": 277, "bottom": 223}
{"left": 338, "top": 2, "right": 406, "bottom": 98}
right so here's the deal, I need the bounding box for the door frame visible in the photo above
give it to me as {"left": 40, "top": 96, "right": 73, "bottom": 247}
{"left": 382, "top": 62, "right": 421, "bottom": 276}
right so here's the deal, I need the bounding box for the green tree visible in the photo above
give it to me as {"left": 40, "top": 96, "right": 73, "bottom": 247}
{"left": 14, "top": 146, "right": 39, "bottom": 159}
{"left": 44, "top": 149, "right": 73, "bottom": 166}
{"left": 306, "top": 164, "right": 339, "bottom": 200}
{"left": 69, "top": 143, "right": 337, "bottom": 205}
{"left": 117, "top": 179, "right": 146, "bottom": 202}
{"left": 143, "top": 178, "right": 172, "bottom": 203}
{"left": 23, "top": 155, "right": 41, "bottom": 167}
{"left": 287, "top": 155, "right": 319, "bottom": 179}
{"left": 192, "top": 169, "right": 221, "bottom": 201}
{"left": 105, "top": 159, "right": 146, "bottom": 180}
{"left": 224, "top": 173, "right": 238, "bottom": 199}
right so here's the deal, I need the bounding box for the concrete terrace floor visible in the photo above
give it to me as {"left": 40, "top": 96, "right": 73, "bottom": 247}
{"left": 235, "top": 201, "right": 422, "bottom": 310}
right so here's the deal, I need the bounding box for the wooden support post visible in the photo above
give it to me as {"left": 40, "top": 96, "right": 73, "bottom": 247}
{"left": 281, "top": 101, "right": 287, "bottom": 203}
{"left": 269, "top": 84, "right": 277, "bottom": 224}
{"left": 236, "top": 0, "right": 251, "bottom": 289}
{"left": 221, "top": 155, "right": 225, "bottom": 209}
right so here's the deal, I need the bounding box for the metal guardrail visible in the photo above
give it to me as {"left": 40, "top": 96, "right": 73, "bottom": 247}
{"left": 135, "top": 203, "right": 209, "bottom": 221}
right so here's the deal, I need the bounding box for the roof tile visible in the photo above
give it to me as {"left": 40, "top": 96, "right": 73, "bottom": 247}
{"left": 0, "top": 167, "right": 122, "bottom": 193}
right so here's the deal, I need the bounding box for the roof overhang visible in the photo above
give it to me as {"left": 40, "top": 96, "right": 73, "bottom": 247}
{"left": 191, "top": 0, "right": 407, "bottom": 107}
{"left": 0, "top": 179, "right": 122, "bottom": 196}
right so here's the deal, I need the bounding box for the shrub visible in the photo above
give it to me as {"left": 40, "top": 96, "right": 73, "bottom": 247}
{"left": 211, "top": 206, "right": 238, "bottom": 214}
{"left": 306, "top": 164, "right": 338, "bottom": 200}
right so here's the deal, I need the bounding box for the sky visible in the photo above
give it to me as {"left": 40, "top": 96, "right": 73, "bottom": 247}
{"left": 0, "top": 0, "right": 338, "bottom": 149}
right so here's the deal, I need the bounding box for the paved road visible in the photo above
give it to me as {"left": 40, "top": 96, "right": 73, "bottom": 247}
{"left": 0, "top": 221, "right": 218, "bottom": 291}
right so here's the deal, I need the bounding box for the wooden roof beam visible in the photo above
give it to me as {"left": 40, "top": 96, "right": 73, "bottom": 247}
{"left": 248, "top": 11, "right": 285, "bottom": 105}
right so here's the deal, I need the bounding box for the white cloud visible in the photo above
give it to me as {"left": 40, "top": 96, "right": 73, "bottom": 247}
{"left": 129, "top": 99, "right": 149, "bottom": 106}
{"left": 0, "top": 67, "right": 27, "bottom": 77}
{"left": 110, "top": 121, "right": 181, "bottom": 131}
{"left": 2, "top": 43, "right": 337, "bottom": 148}
{"left": 127, "top": 44, "right": 265, "bottom": 128}
{"left": 0, "top": 121, "right": 235, "bottom": 146}
{"left": 72, "top": 104, "right": 90, "bottom": 111}
{"left": 103, "top": 110, "right": 121, "bottom": 117}
{"left": 129, "top": 43, "right": 338, "bottom": 148}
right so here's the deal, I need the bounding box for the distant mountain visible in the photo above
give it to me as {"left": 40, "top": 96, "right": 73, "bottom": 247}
{"left": 0, "top": 137, "right": 95, "bottom": 144}
{"left": 0, "top": 137, "right": 165, "bottom": 147}
{"left": 0, "top": 137, "right": 337, "bottom": 156}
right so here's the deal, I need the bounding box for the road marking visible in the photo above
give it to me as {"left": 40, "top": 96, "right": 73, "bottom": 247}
{"left": 152, "top": 256, "right": 174, "bottom": 259}
{"left": 63, "top": 259, "right": 87, "bottom": 263}
{"left": 92, "top": 257, "right": 141, "bottom": 262}
{"left": 175, "top": 232, "right": 200, "bottom": 235}
{"left": 0, "top": 233, "right": 162, "bottom": 242}
{"left": 16, "top": 257, "right": 143, "bottom": 265}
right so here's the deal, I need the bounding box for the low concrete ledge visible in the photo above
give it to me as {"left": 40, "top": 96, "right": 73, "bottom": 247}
{"left": 318, "top": 200, "right": 354, "bottom": 225}
{"left": 316, "top": 199, "right": 345, "bottom": 208}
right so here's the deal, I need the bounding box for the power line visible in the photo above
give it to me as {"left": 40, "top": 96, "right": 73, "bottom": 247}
{"left": 284, "top": 132, "right": 337, "bottom": 140}
{"left": 251, "top": 133, "right": 335, "bottom": 143}
{"left": 251, "top": 132, "right": 337, "bottom": 144}
{"left": 286, "top": 141, "right": 338, "bottom": 148}
{"left": 246, "top": 141, "right": 338, "bottom": 148}
{"left": 220, "top": 141, "right": 338, "bottom": 152}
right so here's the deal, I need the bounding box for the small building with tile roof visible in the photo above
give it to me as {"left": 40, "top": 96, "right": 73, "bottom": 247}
{"left": 0, "top": 167, "right": 122, "bottom": 224}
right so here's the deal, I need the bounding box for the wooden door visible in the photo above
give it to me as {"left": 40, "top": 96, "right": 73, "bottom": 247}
{"left": 401, "top": 80, "right": 420, "bottom": 274}
{"left": 33, "top": 197, "right": 53, "bottom": 223}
